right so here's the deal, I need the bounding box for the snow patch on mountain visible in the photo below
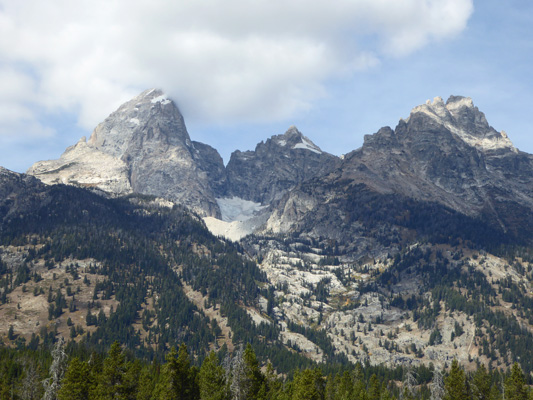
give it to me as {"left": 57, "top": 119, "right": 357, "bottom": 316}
{"left": 216, "top": 197, "right": 267, "bottom": 222}
{"left": 293, "top": 137, "right": 322, "bottom": 154}
{"left": 203, "top": 212, "right": 269, "bottom": 242}
{"left": 202, "top": 197, "right": 270, "bottom": 241}
{"left": 151, "top": 94, "right": 171, "bottom": 105}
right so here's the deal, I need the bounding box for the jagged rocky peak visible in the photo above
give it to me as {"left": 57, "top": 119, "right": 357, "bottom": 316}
{"left": 87, "top": 88, "right": 191, "bottom": 157}
{"left": 270, "top": 95, "right": 533, "bottom": 240}
{"left": 225, "top": 126, "right": 339, "bottom": 204}
{"left": 270, "top": 126, "right": 323, "bottom": 154}
{"left": 28, "top": 89, "right": 224, "bottom": 218}
{"left": 403, "top": 95, "right": 516, "bottom": 152}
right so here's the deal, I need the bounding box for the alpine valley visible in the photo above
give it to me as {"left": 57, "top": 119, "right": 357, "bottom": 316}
{"left": 2, "top": 89, "right": 533, "bottom": 377}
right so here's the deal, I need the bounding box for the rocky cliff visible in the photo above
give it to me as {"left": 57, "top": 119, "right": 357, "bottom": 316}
{"left": 225, "top": 126, "right": 339, "bottom": 204}
{"left": 28, "top": 89, "right": 224, "bottom": 217}
{"left": 266, "top": 96, "right": 533, "bottom": 245}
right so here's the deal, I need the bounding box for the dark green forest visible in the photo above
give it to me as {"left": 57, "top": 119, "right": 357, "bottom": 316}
{"left": 1, "top": 339, "right": 532, "bottom": 400}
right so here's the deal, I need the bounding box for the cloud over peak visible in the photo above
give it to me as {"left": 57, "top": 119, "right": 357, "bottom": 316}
{"left": 0, "top": 0, "right": 473, "bottom": 136}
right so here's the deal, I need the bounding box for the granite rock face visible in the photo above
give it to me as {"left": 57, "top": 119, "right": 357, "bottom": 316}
{"left": 266, "top": 96, "right": 533, "bottom": 241}
{"left": 28, "top": 89, "right": 224, "bottom": 217}
{"left": 225, "top": 126, "right": 339, "bottom": 204}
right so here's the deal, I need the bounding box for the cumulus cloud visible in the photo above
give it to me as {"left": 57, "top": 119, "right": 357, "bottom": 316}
{"left": 0, "top": 0, "right": 473, "bottom": 135}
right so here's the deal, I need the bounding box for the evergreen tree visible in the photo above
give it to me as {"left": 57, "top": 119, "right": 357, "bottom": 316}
{"left": 155, "top": 343, "right": 197, "bottom": 400}
{"left": 292, "top": 369, "right": 324, "bottom": 400}
{"left": 123, "top": 360, "right": 141, "bottom": 400}
{"left": 136, "top": 366, "right": 155, "bottom": 400}
{"left": 335, "top": 371, "right": 353, "bottom": 400}
{"left": 368, "top": 374, "right": 381, "bottom": 400}
{"left": 504, "top": 363, "right": 528, "bottom": 400}
{"left": 444, "top": 359, "right": 468, "bottom": 400}
{"left": 489, "top": 383, "right": 501, "bottom": 400}
{"left": 324, "top": 374, "right": 336, "bottom": 400}
{"left": 58, "top": 358, "right": 91, "bottom": 400}
{"left": 471, "top": 364, "right": 491, "bottom": 400}
{"left": 353, "top": 363, "right": 368, "bottom": 400}
{"left": 243, "top": 344, "right": 265, "bottom": 400}
{"left": 200, "top": 351, "right": 229, "bottom": 400}
{"left": 92, "top": 341, "right": 129, "bottom": 399}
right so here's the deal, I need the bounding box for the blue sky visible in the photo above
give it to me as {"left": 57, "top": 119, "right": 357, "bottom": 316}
{"left": 0, "top": 0, "right": 531, "bottom": 171}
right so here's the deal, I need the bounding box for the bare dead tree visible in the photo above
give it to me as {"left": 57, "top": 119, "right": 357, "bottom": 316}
{"left": 42, "top": 337, "right": 67, "bottom": 400}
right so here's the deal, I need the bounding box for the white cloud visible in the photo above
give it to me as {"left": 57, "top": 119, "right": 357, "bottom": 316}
{"left": 0, "top": 0, "right": 473, "bottom": 135}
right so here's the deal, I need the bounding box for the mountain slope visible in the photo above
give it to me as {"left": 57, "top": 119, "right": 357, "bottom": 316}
{"left": 0, "top": 167, "right": 328, "bottom": 372}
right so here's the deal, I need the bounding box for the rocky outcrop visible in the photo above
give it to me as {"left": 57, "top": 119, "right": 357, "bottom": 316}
{"left": 28, "top": 89, "right": 224, "bottom": 217}
{"left": 225, "top": 126, "right": 339, "bottom": 204}
{"left": 192, "top": 141, "right": 228, "bottom": 197}
{"left": 266, "top": 96, "right": 533, "bottom": 243}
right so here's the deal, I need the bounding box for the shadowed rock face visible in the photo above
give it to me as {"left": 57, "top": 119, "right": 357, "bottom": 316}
{"left": 26, "top": 92, "right": 533, "bottom": 242}
{"left": 28, "top": 89, "right": 224, "bottom": 218}
{"left": 225, "top": 126, "right": 339, "bottom": 204}
{"left": 266, "top": 96, "right": 533, "bottom": 242}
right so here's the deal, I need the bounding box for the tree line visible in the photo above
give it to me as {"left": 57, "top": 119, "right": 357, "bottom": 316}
{"left": 2, "top": 337, "right": 533, "bottom": 400}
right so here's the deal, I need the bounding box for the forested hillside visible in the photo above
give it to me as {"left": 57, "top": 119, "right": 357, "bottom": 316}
{"left": 0, "top": 173, "right": 324, "bottom": 373}
{"left": 1, "top": 338, "right": 531, "bottom": 400}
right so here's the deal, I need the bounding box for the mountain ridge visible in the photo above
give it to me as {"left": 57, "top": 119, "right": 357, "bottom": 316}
{"left": 6, "top": 91, "right": 533, "bottom": 373}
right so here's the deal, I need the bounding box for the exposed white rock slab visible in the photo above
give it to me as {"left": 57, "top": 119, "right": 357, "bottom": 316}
{"left": 28, "top": 138, "right": 132, "bottom": 194}
{"left": 203, "top": 196, "right": 269, "bottom": 241}
{"left": 216, "top": 197, "right": 267, "bottom": 222}
{"left": 407, "top": 96, "right": 516, "bottom": 152}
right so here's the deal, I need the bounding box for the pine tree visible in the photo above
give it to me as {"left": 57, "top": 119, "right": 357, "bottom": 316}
{"left": 123, "top": 359, "right": 141, "bottom": 400}
{"left": 155, "top": 343, "right": 197, "bottom": 400}
{"left": 136, "top": 366, "right": 155, "bottom": 400}
{"left": 92, "top": 341, "right": 128, "bottom": 399}
{"left": 353, "top": 363, "right": 368, "bottom": 400}
{"left": 504, "top": 363, "right": 528, "bottom": 400}
{"left": 58, "top": 358, "right": 91, "bottom": 400}
{"left": 243, "top": 343, "right": 265, "bottom": 400}
{"left": 292, "top": 369, "right": 324, "bottom": 400}
{"left": 336, "top": 371, "right": 354, "bottom": 400}
{"left": 7, "top": 325, "right": 14, "bottom": 341}
{"left": 444, "top": 359, "right": 468, "bottom": 400}
{"left": 264, "top": 362, "right": 282, "bottom": 400}
{"left": 368, "top": 374, "right": 381, "bottom": 400}
{"left": 324, "top": 374, "right": 336, "bottom": 400}
{"left": 200, "top": 351, "right": 229, "bottom": 400}
{"left": 471, "top": 364, "right": 491, "bottom": 400}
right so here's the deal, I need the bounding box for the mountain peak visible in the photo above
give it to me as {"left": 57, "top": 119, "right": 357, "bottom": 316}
{"left": 270, "top": 126, "right": 323, "bottom": 154}
{"left": 283, "top": 125, "right": 302, "bottom": 136}
{"left": 28, "top": 89, "right": 223, "bottom": 217}
{"left": 87, "top": 89, "right": 190, "bottom": 157}
{"left": 405, "top": 95, "right": 516, "bottom": 152}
